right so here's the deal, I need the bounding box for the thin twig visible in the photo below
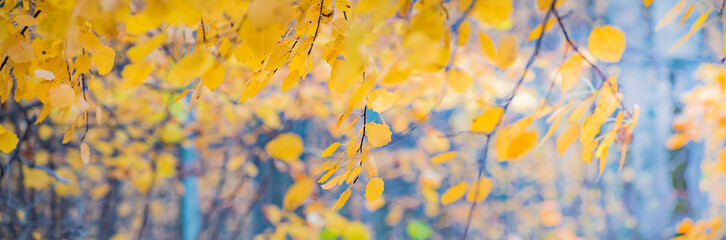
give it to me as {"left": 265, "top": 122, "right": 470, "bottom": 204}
{"left": 461, "top": 1, "right": 557, "bottom": 238}
{"left": 308, "top": 0, "right": 325, "bottom": 55}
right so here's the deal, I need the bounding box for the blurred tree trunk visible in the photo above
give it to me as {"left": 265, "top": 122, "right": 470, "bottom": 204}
{"left": 180, "top": 93, "right": 201, "bottom": 240}
{"left": 606, "top": 0, "right": 707, "bottom": 237}
{"left": 180, "top": 144, "right": 201, "bottom": 240}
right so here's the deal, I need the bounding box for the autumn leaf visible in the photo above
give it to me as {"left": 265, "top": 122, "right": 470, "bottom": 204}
{"left": 556, "top": 124, "right": 579, "bottom": 156}
{"left": 537, "top": 0, "right": 565, "bottom": 10}
{"left": 365, "top": 177, "right": 384, "bottom": 201}
{"left": 471, "top": 107, "right": 504, "bottom": 134}
{"left": 48, "top": 84, "right": 76, "bottom": 108}
{"left": 430, "top": 152, "right": 457, "bottom": 164}
{"left": 266, "top": 133, "right": 304, "bottom": 162}
{"left": 0, "top": 125, "right": 19, "bottom": 153}
{"left": 671, "top": 8, "right": 711, "bottom": 51}
{"left": 156, "top": 153, "right": 177, "bottom": 179}
{"left": 466, "top": 177, "right": 492, "bottom": 202}
{"left": 167, "top": 51, "right": 214, "bottom": 85}
{"left": 527, "top": 19, "right": 555, "bottom": 42}
{"left": 587, "top": 26, "right": 626, "bottom": 63}
{"left": 367, "top": 123, "right": 392, "bottom": 148}
{"left": 560, "top": 54, "right": 584, "bottom": 94}
{"left": 447, "top": 68, "right": 474, "bottom": 92}
{"left": 80, "top": 143, "right": 90, "bottom": 164}
{"left": 283, "top": 178, "right": 314, "bottom": 210}
{"left": 92, "top": 46, "right": 116, "bottom": 75}
{"left": 202, "top": 62, "right": 225, "bottom": 91}
{"left": 333, "top": 189, "right": 352, "bottom": 210}
{"left": 7, "top": 40, "right": 33, "bottom": 63}
{"left": 656, "top": 1, "right": 686, "bottom": 31}
{"left": 440, "top": 181, "right": 468, "bottom": 205}
{"left": 121, "top": 62, "right": 153, "bottom": 90}
{"left": 367, "top": 89, "right": 397, "bottom": 113}
{"left": 322, "top": 142, "right": 341, "bottom": 158}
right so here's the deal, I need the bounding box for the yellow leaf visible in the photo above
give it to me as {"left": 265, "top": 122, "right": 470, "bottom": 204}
{"left": 447, "top": 69, "right": 474, "bottom": 93}
{"left": 671, "top": 8, "right": 710, "bottom": 51}
{"left": 473, "top": 0, "right": 512, "bottom": 26}
{"left": 527, "top": 19, "right": 556, "bottom": 42}
{"left": 75, "top": 54, "right": 91, "bottom": 73}
{"left": 430, "top": 152, "right": 457, "bottom": 164}
{"left": 167, "top": 51, "right": 214, "bottom": 85}
{"left": 382, "top": 62, "right": 411, "bottom": 85}
{"left": 643, "top": 0, "right": 654, "bottom": 7}
{"left": 322, "top": 174, "right": 344, "bottom": 189}
{"left": 0, "top": 126, "right": 19, "bottom": 153}
{"left": 587, "top": 26, "right": 626, "bottom": 62}
{"left": 367, "top": 89, "right": 397, "bottom": 113}
{"left": 266, "top": 133, "right": 304, "bottom": 163}
{"left": 495, "top": 34, "right": 517, "bottom": 69}
{"left": 283, "top": 178, "right": 314, "bottom": 210}
{"left": 90, "top": 184, "right": 110, "bottom": 200}
{"left": 202, "top": 62, "right": 225, "bottom": 91}
{"left": 322, "top": 142, "right": 341, "bottom": 158}
{"left": 655, "top": 1, "right": 686, "bottom": 31}
{"left": 48, "top": 84, "right": 75, "bottom": 108}
{"left": 556, "top": 124, "right": 579, "bottom": 156}
{"left": 318, "top": 164, "right": 340, "bottom": 183}
{"left": 127, "top": 34, "right": 166, "bottom": 62}
{"left": 282, "top": 70, "right": 300, "bottom": 93}
{"left": 560, "top": 54, "right": 584, "bottom": 93}
{"left": 367, "top": 123, "right": 392, "bottom": 148}
{"left": 333, "top": 189, "right": 352, "bottom": 210}
{"left": 500, "top": 130, "right": 538, "bottom": 160}
{"left": 540, "top": 108, "right": 567, "bottom": 144}
{"left": 80, "top": 143, "right": 90, "bottom": 164}
{"left": 470, "top": 107, "right": 504, "bottom": 134}
{"left": 679, "top": 3, "right": 696, "bottom": 28}
{"left": 346, "top": 166, "right": 362, "bottom": 184}
{"left": 478, "top": 33, "right": 497, "bottom": 62}
{"left": 7, "top": 40, "right": 33, "bottom": 63}
{"left": 329, "top": 58, "right": 363, "bottom": 92}
{"left": 156, "top": 153, "right": 176, "bottom": 178}
{"left": 92, "top": 46, "right": 116, "bottom": 75}
{"left": 568, "top": 95, "right": 595, "bottom": 123}
{"left": 537, "top": 0, "right": 565, "bottom": 10}
{"left": 440, "top": 181, "right": 468, "bottom": 205}
{"left": 13, "top": 14, "right": 38, "bottom": 26}
{"left": 365, "top": 177, "right": 384, "bottom": 201}
{"left": 172, "top": 89, "right": 190, "bottom": 104}
{"left": 666, "top": 133, "right": 689, "bottom": 150}
{"left": 121, "top": 62, "right": 153, "bottom": 90}
{"left": 466, "top": 177, "right": 493, "bottom": 202}
{"left": 262, "top": 205, "right": 282, "bottom": 224}
{"left": 458, "top": 20, "right": 471, "bottom": 46}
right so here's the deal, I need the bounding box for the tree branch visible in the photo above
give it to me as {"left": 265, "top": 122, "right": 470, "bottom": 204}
{"left": 462, "top": 1, "right": 556, "bottom": 238}
{"left": 552, "top": 10, "right": 633, "bottom": 118}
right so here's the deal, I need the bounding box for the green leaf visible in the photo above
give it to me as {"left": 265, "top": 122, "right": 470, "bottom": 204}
{"left": 406, "top": 220, "right": 433, "bottom": 240}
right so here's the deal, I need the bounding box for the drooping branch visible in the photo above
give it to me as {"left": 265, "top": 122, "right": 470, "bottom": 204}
{"left": 552, "top": 10, "right": 633, "bottom": 118}
{"left": 445, "top": 0, "right": 478, "bottom": 71}
{"left": 0, "top": 10, "right": 41, "bottom": 72}
{"left": 461, "top": 1, "right": 557, "bottom": 239}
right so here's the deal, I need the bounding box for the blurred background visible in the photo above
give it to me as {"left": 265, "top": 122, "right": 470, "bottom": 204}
{"left": 1, "top": 0, "right": 726, "bottom": 239}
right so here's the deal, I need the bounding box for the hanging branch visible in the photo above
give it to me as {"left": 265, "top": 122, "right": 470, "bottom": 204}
{"left": 0, "top": 10, "right": 41, "bottom": 72}
{"left": 552, "top": 10, "right": 633, "bottom": 118}
{"left": 445, "top": 0, "right": 478, "bottom": 71}
{"left": 462, "top": 0, "right": 557, "bottom": 238}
